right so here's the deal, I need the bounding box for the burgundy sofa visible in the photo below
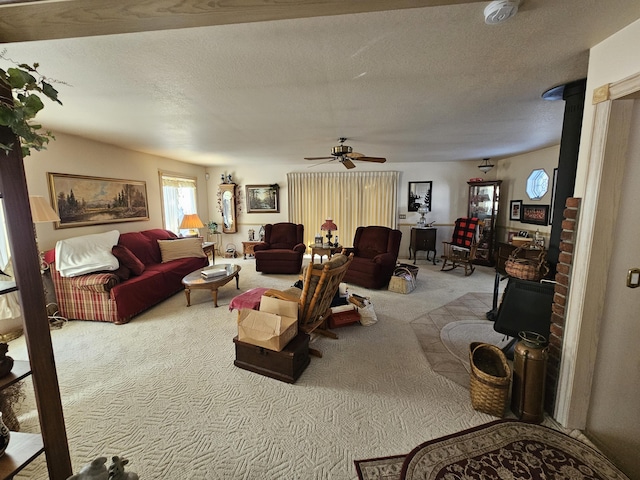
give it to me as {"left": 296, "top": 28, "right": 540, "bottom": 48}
{"left": 47, "top": 229, "right": 208, "bottom": 324}
{"left": 343, "top": 225, "right": 402, "bottom": 289}
{"left": 253, "top": 223, "right": 306, "bottom": 274}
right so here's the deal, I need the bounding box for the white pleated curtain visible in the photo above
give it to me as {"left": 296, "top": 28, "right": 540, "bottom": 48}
{"left": 287, "top": 171, "right": 399, "bottom": 248}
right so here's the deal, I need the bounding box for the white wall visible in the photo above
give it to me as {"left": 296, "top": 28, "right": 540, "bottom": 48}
{"left": 23, "top": 132, "right": 208, "bottom": 251}
{"left": 23, "top": 130, "right": 560, "bottom": 260}
{"left": 204, "top": 160, "right": 495, "bottom": 258}
{"left": 495, "top": 145, "right": 559, "bottom": 246}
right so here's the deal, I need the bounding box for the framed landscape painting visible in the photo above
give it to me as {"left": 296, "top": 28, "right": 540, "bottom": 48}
{"left": 246, "top": 184, "right": 279, "bottom": 213}
{"left": 48, "top": 172, "right": 149, "bottom": 229}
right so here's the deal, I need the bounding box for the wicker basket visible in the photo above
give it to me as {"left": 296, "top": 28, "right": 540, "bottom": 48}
{"left": 469, "top": 342, "right": 511, "bottom": 417}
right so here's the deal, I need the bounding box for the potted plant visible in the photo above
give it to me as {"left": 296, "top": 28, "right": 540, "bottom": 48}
{"left": 0, "top": 50, "right": 63, "bottom": 157}
{"left": 207, "top": 221, "right": 218, "bottom": 234}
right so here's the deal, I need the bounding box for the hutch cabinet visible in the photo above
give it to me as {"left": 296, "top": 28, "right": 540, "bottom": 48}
{"left": 0, "top": 98, "right": 72, "bottom": 478}
{"left": 467, "top": 180, "right": 502, "bottom": 266}
{"left": 409, "top": 227, "right": 437, "bottom": 265}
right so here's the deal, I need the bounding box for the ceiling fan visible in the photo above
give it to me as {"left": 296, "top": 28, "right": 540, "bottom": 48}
{"left": 304, "top": 137, "right": 386, "bottom": 169}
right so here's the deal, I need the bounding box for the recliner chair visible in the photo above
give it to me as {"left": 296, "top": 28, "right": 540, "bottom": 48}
{"left": 343, "top": 225, "right": 402, "bottom": 289}
{"left": 254, "top": 222, "right": 306, "bottom": 274}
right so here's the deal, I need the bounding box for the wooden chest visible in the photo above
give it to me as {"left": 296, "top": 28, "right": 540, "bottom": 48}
{"left": 233, "top": 333, "right": 310, "bottom": 383}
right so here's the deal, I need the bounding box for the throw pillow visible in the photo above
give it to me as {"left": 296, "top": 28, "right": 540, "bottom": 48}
{"left": 158, "top": 238, "right": 207, "bottom": 263}
{"left": 112, "top": 245, "right": 145, "bottom": 276}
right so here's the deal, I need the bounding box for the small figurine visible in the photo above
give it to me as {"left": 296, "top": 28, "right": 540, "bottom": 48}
{"left": 67, "top": 457, "right": 108, "bottom": 480}
{"left": 0, "top": 343, "right": 14, "bottom": 378}
{"left": 108, "top": 456, "right": 138, "bottom": 480}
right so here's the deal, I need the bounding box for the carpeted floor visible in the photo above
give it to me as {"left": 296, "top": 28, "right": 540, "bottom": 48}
{"left": 6, "top": 256, "right": 523, "bottom": 479}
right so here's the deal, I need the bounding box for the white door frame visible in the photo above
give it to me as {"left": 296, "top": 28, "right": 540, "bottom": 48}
{"left": 555, "top": 73, "right": 640, "bottom": 428}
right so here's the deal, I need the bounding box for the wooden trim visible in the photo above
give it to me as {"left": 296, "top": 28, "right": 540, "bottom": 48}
{"left": 555, "top": 92, "right": 635, "bottom": 428}
{"left": 0, "top": 0, "right": 486, "bottom": 43}
{"left": 592, "top": 84, "right": 610, "bottom": 104}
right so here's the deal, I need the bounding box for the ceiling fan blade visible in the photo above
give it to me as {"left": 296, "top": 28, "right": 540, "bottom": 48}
{"left": 307, "top": 158, "right": 336, "bottom": 168}
{"left": 304, "top": 156, "right": 335, "bottom": 160}
{"left": 341, "top": 158, "right": 356, "bottom": 169}
{"left": 356, "top": 156, "right": 387, "bottom": 163}
{"left": 347, "top": 152, "right": 364, "bottom": 159}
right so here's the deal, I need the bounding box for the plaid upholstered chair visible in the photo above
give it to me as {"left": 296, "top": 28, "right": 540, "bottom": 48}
{"left": 263, "top": 252, "right": 353, "bottom": 357}
{"left": 440, "top": 217, "right": 479, "bottom": 276}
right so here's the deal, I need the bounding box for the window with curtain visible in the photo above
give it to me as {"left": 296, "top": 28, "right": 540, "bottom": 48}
{"left": 287, "top": 171, "right": 399, "bottom": 247}
{"left": 159, "top": 173, "right": 198, "bottom": 236}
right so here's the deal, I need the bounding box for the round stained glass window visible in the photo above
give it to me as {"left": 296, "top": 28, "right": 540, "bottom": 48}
{"left": 526, "top": 169, "right": 549, "bottom": 200}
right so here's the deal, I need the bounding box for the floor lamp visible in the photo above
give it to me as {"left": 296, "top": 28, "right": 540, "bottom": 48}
{"left": 29, "top": 195, "right": 60, "bottom": 271}
{"left": 28, "top": 196, "right": 66, "bottom": 327}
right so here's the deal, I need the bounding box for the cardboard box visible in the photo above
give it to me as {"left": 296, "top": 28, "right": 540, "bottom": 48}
{"left": 237, "top": 296, "right": 298, "bottom": 351}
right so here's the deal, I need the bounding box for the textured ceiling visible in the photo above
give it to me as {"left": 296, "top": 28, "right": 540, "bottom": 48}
{"left": 1, "top": 0, "right": 640, "bottom": 167}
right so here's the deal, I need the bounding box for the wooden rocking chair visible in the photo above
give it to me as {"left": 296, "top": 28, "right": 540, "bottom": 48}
{"left": 263, "top": 252, "right": 353, "bottom": 357}
{"left": 441, "top": 217, "right": 479, "bottom": 276}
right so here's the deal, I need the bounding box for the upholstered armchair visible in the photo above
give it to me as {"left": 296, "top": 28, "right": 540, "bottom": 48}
{"left": 254, "top": 222, "right": 306, "bottom": 274}
{"left": 343, "top": 225, "right": 402, "bottom": 289}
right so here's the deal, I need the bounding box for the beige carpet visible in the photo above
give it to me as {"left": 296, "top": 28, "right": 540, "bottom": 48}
{"left": 440, "top": 320, "right": 512, "bottom": 373}
{"left": 8, "top": 257, "right": 508, "bottom": 479}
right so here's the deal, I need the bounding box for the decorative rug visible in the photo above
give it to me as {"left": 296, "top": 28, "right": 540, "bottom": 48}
{"left": 440, "top": 319, "right": 511, "bottom": 372}
{"left": 355, "top": 419, "right": 630, "bottom": 480}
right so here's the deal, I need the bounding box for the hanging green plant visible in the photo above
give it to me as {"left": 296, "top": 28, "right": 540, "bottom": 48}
{"left": 0, "top": 50, "right": 63, "bottom": 157}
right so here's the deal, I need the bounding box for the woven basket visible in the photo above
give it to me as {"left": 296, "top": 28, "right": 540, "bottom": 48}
{"left": 469, "top": 342, "right": 511, "bottom": 417}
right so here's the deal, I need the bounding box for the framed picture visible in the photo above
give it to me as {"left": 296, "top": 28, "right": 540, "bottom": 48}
{"left": 507, "top": 231, "right": 517, "bottom": 243}
{"left": 48, "top": 172, "right": 149, "bottom": 229}
{"left": 509, "top": 200, "right": 522, "bottom": 221}
{"left": 408, "top": 181, "right": 432, "bottom": 212}
{"left": 521, "top": 204, "right": 550, "bottom": 225}
{"left": 549, "top": 167, "right": 558, "bottom": 225}
{"left": 246, "top": 184, "right": 279, "bottom": 213}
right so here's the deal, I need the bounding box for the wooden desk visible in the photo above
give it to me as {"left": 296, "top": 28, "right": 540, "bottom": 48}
{"left": 310, "top": 245, "right": 342, "bottom": 263}
{"left": 242, "top": 241, "right": 261, "bottom": 259}
{"left": 409, "top": 227, "right": 437, "bottom": 265}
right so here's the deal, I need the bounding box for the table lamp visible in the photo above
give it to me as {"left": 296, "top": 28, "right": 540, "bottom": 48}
{"left": 179, "top": 214, "right": 205, "bottom": 237}
{"left": 29, "top": 195, "right": 61, "bottom": 271}
{"left": 321, "top": 218, "right": 337, "bottom": 247}
{"left": 416, "top": 205, "right": 429, "bottom": 228}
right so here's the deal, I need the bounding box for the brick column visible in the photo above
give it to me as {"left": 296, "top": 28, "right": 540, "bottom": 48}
{"left": 545, "top": 197, "right": 581, "bottom": 414}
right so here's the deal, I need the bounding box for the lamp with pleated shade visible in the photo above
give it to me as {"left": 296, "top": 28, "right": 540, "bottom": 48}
{"left": 179, "top": 214, "right": 205, "bottom": 237}
{"left": 321, "top": 218, "right": 338, "bottom": 247}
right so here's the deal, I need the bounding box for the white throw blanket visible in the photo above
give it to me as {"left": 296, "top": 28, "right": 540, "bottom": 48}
{"left": 55, "top": 230, "right": 120, "bottom": 277}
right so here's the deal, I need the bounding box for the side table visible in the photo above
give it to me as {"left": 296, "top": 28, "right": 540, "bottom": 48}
{"left": 409, "top": 227, "right": 437, "bottom": 265}
{"left": 202, "top": 242, "right": 215, "bottom": 265}
{"left": 242, "top": 241, "right": 261, "bottom": 259}
{"left": 310, "top": 245, "right": 342, "bottom": 263}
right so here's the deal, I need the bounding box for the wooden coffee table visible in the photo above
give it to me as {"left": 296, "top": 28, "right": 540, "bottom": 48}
{"left": 181, "top": 263, "right": 241, "bottom": 307}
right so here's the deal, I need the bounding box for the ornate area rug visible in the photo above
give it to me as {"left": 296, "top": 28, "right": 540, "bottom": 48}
{"left": 355, "top": 420, "right": 630, "bottom": 480}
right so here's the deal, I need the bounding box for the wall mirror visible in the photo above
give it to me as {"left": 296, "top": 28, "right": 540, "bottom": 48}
{"left": 526, "top": 169, "right": 549, "bottom": 200}
{"left": 219, "top": 183, "right": 237, "bottom": 233}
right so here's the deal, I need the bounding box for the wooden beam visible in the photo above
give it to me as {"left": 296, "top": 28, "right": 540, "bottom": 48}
{"left": 0, "top": 0, "right": 486, "bottom": 43}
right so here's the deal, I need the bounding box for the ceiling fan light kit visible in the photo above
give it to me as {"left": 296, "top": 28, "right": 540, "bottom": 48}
{"left": 484, "top": 0, "right": 520, "bottom": 25}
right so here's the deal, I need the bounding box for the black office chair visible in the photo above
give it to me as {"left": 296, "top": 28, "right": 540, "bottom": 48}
{"left": 493, "top": 277, "right": 555, "bottom": 358}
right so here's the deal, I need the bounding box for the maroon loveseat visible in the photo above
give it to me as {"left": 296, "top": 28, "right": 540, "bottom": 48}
{"left": 47, "top": 229, "right": 208, "bottom": 324}
{"left": 343, "top": 225, "right": 402, "bottom": 289}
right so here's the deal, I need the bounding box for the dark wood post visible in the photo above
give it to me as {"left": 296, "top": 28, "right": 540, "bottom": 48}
{"left": 0, "top": 81, "right": 72, "bottom": 479}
